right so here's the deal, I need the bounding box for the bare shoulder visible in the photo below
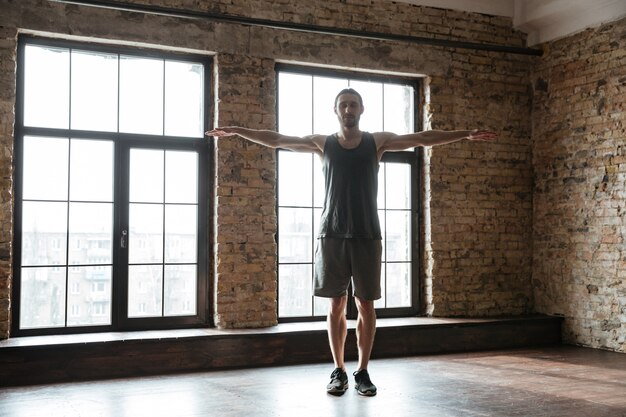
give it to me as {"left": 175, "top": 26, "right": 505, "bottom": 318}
{"left": 307, "top": 134, "right": 328, "bottom": 154}
{"left": 371, "top": 131, "right": 398, "bottom": 150}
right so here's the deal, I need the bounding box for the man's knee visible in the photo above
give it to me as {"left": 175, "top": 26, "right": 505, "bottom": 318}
{"left": 329, "top": 295, "right": 347, "bottom": 315}
{"left": 355, "top": 297, "right": 375, "bottom": 315}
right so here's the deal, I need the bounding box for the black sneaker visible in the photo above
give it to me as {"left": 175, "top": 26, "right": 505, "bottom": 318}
{"left": 353, "top": 369, "right": 377, "bottom": 396}
{"left": 326, "top": 367, "right": 348, "bottom": 395}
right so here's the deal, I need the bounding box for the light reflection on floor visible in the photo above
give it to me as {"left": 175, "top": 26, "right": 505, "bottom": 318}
{"left": 1, "top": 347, "right": 625, "bottom": 417}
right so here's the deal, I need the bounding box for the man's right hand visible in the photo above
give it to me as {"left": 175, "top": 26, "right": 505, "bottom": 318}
{"left": 205, "top": 127, "right": 240, "bottom": 137}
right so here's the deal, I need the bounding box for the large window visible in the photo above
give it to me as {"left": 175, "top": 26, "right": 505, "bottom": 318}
{"left": 276, "top": 67, "right": 420, "bottom": 320}
{"left": 13, "top": 37, "right": 210, "bottom": 335}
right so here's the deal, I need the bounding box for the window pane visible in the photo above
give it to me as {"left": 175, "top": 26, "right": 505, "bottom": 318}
{"left": 313, "top": 156, "right": 324, "bottom": 208}
{"left": 71, "top": 50, "right": 118, "bottom": 132}
{"left": 374, "top": 266, "right": 387, "bottom": 309}
{"left": 313, "top": 76, "right": 347, "bottom": 133}
{"left": 314, "top": 207, "right": 322, "bottom": 241}
{"left": 23, "top": 45, "right": 69, "bottom": 129}
{"left": 386, "top": 262, "right": 411, "bottom": 307}
{"left": 165, "top": 205, "right": 197, "bottom": 263}
{"left": 20, "top": 267, "right": 66, "bottom": 329}
{"left": 278, "top": 72, "right": 312, "bottom": 136}
{"left": 129, "top": 203, "right": 164, "bottom": 264}
{"left": 119, "top": 56, "right": 163, "bottom": 135}
{"left": 278, "top": 151, "right": 312, "bottom": 207}
{"left": 313, "top": 295, "right": 329, "bottom": 317}
{"left": 130, "top": 149, "right": 164, "bottom": 203}
{"left": 67, "top": 266, "right": 112, "bottom": 326}
{"left": 22, "top": 136, "right": 69, "bottom": 201}
{"left": 68, "top": 202, "right": 113, "bottom": 265}
{"left": 165, "top": 151, "right": 198, "bottom": 204}
{"left": 377, "top": 162, "right": 386, "bottom": 209}
{"left": 21, "top": 201, "right": 67, "bottom": 266}
{"left": 386, "top": 163, "right": 411, "bottom": 209}
{"left": 386, "top": 211, "right": 411, "bottom": 262}
{"left": 348, "top": 80, "right": 383, "bottom": 132}
{"left": 279, "top": 264, "right": 312, "bottom": 317}
{"left": 278, "top": 207, "right": 313, "bottom": 263}
{"left": 128, "top": 265, "right": 163, "bottom": 317}
{"left": 164, "top": 265, "right": 196, "bottom": 316}
{"left": 378, "top": 209, "right": 386, "bottom": 262}
{"left": 384, "top": 84, "right": 414, "bottom": 134}
{"left": 164, "top": 61, "right": 204, "bottom": 137}
{"left": 70, "top": 139, "right": 114, "bottom": 202}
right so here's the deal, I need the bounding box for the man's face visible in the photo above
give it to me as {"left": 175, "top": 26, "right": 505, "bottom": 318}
{"left": 335, "top": 94, "right": 364, "bottom": 128}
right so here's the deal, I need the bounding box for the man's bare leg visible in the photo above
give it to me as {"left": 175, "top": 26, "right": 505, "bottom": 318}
{"left": 325, "top": 295, "right": 349, "bottom": 395}
{"left": 355, "top": 297, "right": 376, "bottom": 371}
{"left": 353, "top": 296, "right": 377, "bottom": 395}
{"left": 327, "top": 295, "right": 348, "bottom": 370}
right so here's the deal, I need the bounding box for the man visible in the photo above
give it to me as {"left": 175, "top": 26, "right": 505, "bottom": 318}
{"left": 207, "top": 88, "right": 496, "bottom": 397}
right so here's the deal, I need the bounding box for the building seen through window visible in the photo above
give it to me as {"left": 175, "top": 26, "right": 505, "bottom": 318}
{"left": 14, "top": 38, "right": 209, "bottom": 334}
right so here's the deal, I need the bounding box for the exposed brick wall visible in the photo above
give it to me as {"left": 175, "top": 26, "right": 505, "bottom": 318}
{"left": 115, "top": 0, "right": 526, "bottom": 48}
{"left": 213, "top": 53, "right": 278, "bottom": 328}
{"left": 0, "top": 0, "right": 534, "bottom": 337}
{"left": 428, "top": 50, "right": 534, "bottom": 316}
{"left": 0, "top": 25, "right": 16, "bottom": 339}
{"left": 532, "top": 17, "right": 626, "bottom": 352}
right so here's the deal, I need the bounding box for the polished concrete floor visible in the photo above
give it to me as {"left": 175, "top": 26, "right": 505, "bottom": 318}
{"left": 0, "top": 346, "right": 625, "bottom": 417}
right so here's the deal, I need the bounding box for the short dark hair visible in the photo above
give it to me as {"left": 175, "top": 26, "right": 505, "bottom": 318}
{"left": 334, "top": 88, "right": 363, "bottom": 108}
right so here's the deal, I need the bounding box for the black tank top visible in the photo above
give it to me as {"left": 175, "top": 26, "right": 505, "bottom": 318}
{"left": 318, "top": 132, "right": 382, "bottom": 239}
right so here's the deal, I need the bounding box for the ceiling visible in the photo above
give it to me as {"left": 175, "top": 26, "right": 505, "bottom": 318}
{"left": 394, "top": 0, "right": 626, "bottom": 45}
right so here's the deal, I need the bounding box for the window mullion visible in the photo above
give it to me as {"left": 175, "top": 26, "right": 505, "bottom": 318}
{"left": 64, "top": 140, "right": 72, "bottom": 328}
{"left": 310, "top": 75, "right": 315, "bottom": 317}
{"left": 311, "top": 153, "right": 315, "bottom": 317}
{"left": 117, "top": 53, "right": 121, "bottom": 133}
{"left": 383, "top": 163, "right": 388, "bottom": 308}
{"left": 162, "top": 151, "right": 167, "bottom": 318}
{"left": 65, "top": 49, "right": 72, "bottom": 328}
{"left": 162, "top": 60, "right": 166, "bottom": 136}
{"left": 68, "top": 48, "right": 72, "bottom": 130}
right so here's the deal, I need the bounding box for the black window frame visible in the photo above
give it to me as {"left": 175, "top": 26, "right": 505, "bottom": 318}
{"left": 12, "top": 35, "right": 213, "bottom": 336}
{"left": 275, "top": 63, "right": 423, "bottom": 322}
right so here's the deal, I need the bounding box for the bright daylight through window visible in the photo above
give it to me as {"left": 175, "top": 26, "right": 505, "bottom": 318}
{"left": 16, "top": 39, "right": 208, "bottom": 334}
{"left": 277, "top": 69, "right": 419, "bottom": 319}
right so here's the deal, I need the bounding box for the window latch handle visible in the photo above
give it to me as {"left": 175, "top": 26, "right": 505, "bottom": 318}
{"left": 121, "top": 230, "right": 128, "bottom": 249}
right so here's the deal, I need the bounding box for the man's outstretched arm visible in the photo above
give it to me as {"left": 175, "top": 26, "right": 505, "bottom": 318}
{"left": 375, "top": 129, "right": 496, "bottom": 154}
{"left": 206, "top": 126, "right": 325, "bottom": 154}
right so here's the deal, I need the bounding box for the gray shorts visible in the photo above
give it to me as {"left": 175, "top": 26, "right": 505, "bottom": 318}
{"left": 314, "top": 238, "right": 382, "bottom": 301}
